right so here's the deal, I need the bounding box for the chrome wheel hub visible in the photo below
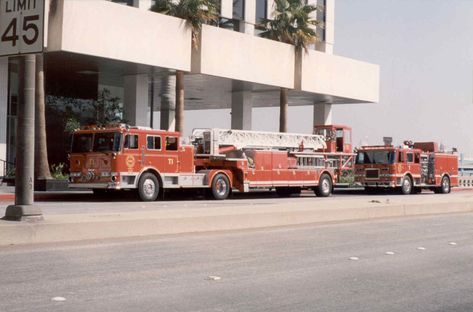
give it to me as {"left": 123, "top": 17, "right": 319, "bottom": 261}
{"left": 216, "top": 179, "right": 227, "bottom": 196}
{"left": 143, "top": 178, "right": 156, "bottom": 197}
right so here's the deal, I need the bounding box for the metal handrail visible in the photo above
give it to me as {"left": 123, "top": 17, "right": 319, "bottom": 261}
{"left": 0, "top": 159, "right": 15, "bottom": 185}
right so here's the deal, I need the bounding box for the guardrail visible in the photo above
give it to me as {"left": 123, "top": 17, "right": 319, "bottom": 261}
{"left": 459, "top": 176, "right": 473, "bottom": 188}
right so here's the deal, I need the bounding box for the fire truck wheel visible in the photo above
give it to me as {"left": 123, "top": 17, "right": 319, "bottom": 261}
{"left": 315, "top": 174, "right": 332, "bottom": 197}
{"left": 400, "top": 176, "right": 413, "bottom": 195}
{"left": 138, "top": 173, "right": 160, "bottom": 201}
{"left": 435, "top": 176, "right": 451, "bottom": 194}
{"left": 211, "top": 174, "right": 231, "bottom": 200}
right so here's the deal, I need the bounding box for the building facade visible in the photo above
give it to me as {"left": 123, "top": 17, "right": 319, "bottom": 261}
{"left": 0, "top": 0, "right": 379, "bottom": 176}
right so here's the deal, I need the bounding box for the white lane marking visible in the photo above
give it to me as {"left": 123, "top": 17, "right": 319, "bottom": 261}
{"left": 385, "top": 251, "right": 395, "bottom": 255}
{"left": 449, "top": 242, "right": 457, "bottom": 246}
{"left": 417, "top": 247, "right": 426, "bottom": 250}
{"left": 51, "top": 297, "right": 66, "bottom": 302}
{"left": 207, "top": 276, "right": 221, "bottom": 281}
{"left": 349, "top": 257, "right": 360, "bottom": 261}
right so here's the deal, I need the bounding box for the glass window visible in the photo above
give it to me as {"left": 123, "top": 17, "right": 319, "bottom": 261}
{"left": 166, "top": 136, "right": 178, "bottom": 151}
{"left": 112, "top": 0, "right": 134, "bottom": 6}
{"left": 356, "top": 150, "right": 396, "bottom": 165}
{"left": 147, "top": 136, "right": 161, "bottom": 150}
{"left": 93, "top": 132, "right": 122, "bottom": 152}
{"left": 255, "top": 0, "right": 267, "bottom": 23}
{"left": 124, "top": 134, "right": 139, "bottom": 149}
{"left": 407, "top": 153, "right": 414, "bottom": 163}
{"left": 72, "top": 133, "right": 93, "bottom": 153}
{"left": 233, "top": 0, "right": 244, "bottom": 20}
{"left": 399, "top": 151, "right": 404, "bottom": 163}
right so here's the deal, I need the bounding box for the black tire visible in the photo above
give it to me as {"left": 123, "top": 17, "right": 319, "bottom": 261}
{"left": 400, "top": 176, "right": 413, "bottom": 195}
{"left": 211, "top": 173, "right": 231, "bottom": 200}
{"left": 435, "top": 175, "right": 451, "bottom": 194}
{"left": 315, "top": 173, "right": 332, "bottom": 197}
{"left": 138, "top": 172, "right": 160, "bottom": 201}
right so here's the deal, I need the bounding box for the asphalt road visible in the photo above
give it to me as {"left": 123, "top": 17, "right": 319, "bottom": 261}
{"left": 1, "top": 212, "right": 473, "bottom": 312}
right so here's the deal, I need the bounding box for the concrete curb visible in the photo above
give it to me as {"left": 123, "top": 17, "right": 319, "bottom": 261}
{"left": 1, "top": 197, "right": 473, "bottom": 246}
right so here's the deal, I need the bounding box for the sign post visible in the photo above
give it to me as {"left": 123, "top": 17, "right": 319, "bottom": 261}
{"left": 1, "top": 0, "right": 45, "bottom": 221}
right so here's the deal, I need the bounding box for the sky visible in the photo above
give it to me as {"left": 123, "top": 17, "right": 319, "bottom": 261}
{"left": 185, "top": 0, "right": 473, "bottom": 155}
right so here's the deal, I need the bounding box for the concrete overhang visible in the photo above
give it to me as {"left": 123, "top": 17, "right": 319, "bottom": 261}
{"left": 295, "top": 50, "right": 380, "bottom": 103}
{"left": 47, "top": 0, "right": 192, "bottom": 72}
{"left": 191, "top": 25, "right": 295, "bottom": 89}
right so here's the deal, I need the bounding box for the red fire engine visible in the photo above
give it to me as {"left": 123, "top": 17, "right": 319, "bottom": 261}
{"left": 354, "top": 141, "right": 458, "bottom": 194}
{"left": 68, "top": 124, "right": 354, "bottom": 201}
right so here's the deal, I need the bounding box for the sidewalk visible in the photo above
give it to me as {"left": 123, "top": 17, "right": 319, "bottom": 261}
{"left": 1, "top": 191, "right": 473, "bottom": 246}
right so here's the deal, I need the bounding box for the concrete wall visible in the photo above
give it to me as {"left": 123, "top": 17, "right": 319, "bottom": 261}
{"left": 192, "top": 25, "right": 295, "bottom": 89}
{"left": 48, "top": 0, "right": 192, "bottom": 72}
{"left": 296, "top": 50, "right": 380, "bottom": 103}
{"left": 0, "top": 58, "right": 7, "bottom": 177}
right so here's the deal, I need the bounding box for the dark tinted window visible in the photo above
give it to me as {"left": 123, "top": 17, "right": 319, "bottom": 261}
{"left": 166, "top": 136, "right": 178, "bottom": 151}
{"left": 147, "top": 136, "right": 162, "bottom": 150}
{"left": 356, "top": 151, "right": 395, "bottom": 165}
{"left": 233, "top": 0, "right": 244, "bottom": 20}
{"left": 124, "top": 134, "right": 139, "bottom": 149}
{"left": 255, "top": 0, "right": 267, "bottom": 23}
{"left": 72, "top": 134, "right": 93, "bottom": 153}
{"left": 93, "top": 133, "right": 121, "bottom": 152}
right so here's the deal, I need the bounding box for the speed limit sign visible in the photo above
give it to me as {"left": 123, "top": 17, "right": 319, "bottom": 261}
{"left": 0, "top": 0, "right": 45, "bottom": 56}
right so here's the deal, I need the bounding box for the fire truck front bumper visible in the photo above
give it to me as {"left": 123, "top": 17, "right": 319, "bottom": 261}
{"left": 68, "top": 182, "right": 121, "bottom": 190}
{"left": 361, "top": 180, "right": 399, "bottom": 188}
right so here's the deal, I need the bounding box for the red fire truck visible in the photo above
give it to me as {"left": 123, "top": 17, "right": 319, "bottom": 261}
{"left": 354, "top": 141, "right": 458, "bottom": 194}
{"left": 68, "top": 124, "right": 354, "bottom": 201}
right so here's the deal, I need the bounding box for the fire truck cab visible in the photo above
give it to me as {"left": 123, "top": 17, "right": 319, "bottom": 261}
{"left": 354, "top": 141, "right": 458, "bottom": 194}
{"left": 69, "top": 125, "right": 198, "bottom": 201}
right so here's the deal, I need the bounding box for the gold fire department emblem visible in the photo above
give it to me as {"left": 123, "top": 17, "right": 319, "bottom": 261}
{"left": 126, "top": 155, "right": 136, "bottom": 171}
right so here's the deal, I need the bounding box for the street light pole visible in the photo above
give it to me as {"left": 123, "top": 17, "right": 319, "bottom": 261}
{"left": 4, "top": 54, "right": 43, "bottom": 221}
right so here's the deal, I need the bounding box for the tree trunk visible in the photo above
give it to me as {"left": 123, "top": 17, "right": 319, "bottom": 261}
{"left": 34, "top": 54, "right": 51, "bottom": 180}
{"left": 160, "top": 71, "right": 176, "bottom": 131}
{"left": 279, "top": 87, "right": 288, "bottom": 132}
{"left": 175, "top": 70, "right": 185, "bottom": 134}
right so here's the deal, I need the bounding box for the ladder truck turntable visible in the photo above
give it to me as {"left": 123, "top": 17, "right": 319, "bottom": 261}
{"left": 68, "top": 124, "right": 355, "bottom": 201}
{"left": 354, "top": 141, "right": 458, "bottom": 194}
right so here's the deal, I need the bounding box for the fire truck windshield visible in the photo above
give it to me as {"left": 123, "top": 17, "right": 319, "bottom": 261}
{"left": 356, "top": 150, "right": 395, "bottom": 165}
{"left": 72, "top": 132, "right": 122, "bottom": 153}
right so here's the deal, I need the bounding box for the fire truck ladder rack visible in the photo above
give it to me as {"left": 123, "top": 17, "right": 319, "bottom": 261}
{"left": 192, "top": 128, "right": 327, "bottom": 157}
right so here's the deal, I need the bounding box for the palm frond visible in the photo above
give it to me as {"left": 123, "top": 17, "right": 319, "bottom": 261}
{"left": 259, "top": 0, "right": 319, "bottom": 51}
{"left": 151, "top": 0, "right": 219, "bottom": 48}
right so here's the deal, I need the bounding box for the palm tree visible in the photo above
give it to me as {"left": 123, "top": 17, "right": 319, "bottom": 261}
{"left": 151, "top": 0, "right": 219, "bottom": 134}
{"left": 259, "top": 0, "right": 319, "bottom": 132}
{"left": 35, "top": 54, "right": 52, "bottom": 180}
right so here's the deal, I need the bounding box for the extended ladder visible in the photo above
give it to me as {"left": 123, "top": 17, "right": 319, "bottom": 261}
{"left": 192, "top": 128, "right": 326, "bottom": 156}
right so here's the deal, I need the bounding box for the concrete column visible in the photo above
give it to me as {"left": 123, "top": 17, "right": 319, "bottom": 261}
{"left": 0, "top": 58, "right": 7, "bottom": 178}
{"left": 159, "top": 73, "right": 176, "bottom": 131}
{"left": 133, "top": 0, "right": 153, "bottom": 10}
{"left": 313, "top": 103, "right": 332, "bottom": 126}
{"left": 240, "top": 0, "right": 256, "bottom": 34}
{"left": 123, "top": 74, "right": 149, "bottom": 127}
{"left": 231, "top": 81, "right": 253, "bottom": 130}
